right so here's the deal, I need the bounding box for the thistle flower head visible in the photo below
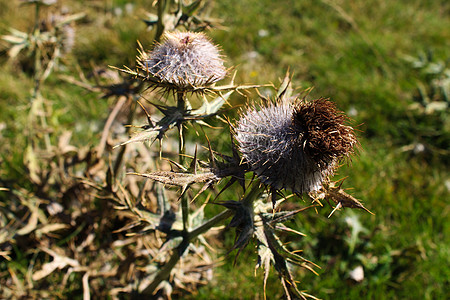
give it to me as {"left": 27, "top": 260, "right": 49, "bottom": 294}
{"left": 142, "top": 31, "right": 226, "bottom": 90}
{"left": 236, "top": 98, "right": 357, "bottom": 194}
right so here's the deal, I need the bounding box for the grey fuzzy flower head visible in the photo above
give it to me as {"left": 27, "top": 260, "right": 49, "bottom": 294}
{"left": 236, "top": 98, "right": 357, "bottom": 194}
{"left": 143, "top": 31, "right": 226, "bottom": 90}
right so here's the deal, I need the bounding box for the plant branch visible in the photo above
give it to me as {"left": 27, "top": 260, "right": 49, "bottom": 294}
{"left": 113, "top": 96, "right": 135, "bottom": 179}
{"left": 142, "top": 208, "right": 233, "bottom": 295}
{"left": 188, "top": 208, "right": 234, "bottom": 239}
{"left": 155, "top": 0, "right": 169, "bottom": 42}
{"left": 176, "top": 92, "right": 190, "bottom": 233}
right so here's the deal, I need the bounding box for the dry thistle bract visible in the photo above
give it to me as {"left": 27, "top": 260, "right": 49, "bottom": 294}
{"left": 142, "top": 31, "right": 226, "bottom": 90}
{"left": 236, "top": 98, "right": 357, "bottom": 194}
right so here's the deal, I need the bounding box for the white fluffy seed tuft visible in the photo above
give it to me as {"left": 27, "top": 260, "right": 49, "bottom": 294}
{"left": 144, "top": 31, "right": 226, "bottom": 89}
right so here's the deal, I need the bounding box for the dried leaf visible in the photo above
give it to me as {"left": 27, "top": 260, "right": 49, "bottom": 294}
{"left": 36, "top": 223, "right": 69, "bottom": 235}
{"left": 24, "top": 145, "right": 41, "bottom": 185}
{"left": 58, "top": 131, "right": 78, "bottom": 154}
{"left": 128, "top": 170, "right": 217, "bottom": 188}
{"left": 256, "top": 244, "right": 273, "bottom": 300}
{"left": 32, "top": 249, "right": 80, "bottom": 281}
{"left": 276, "top": 69, "right": 293, "bottom": 101}
{"left": 313, "top": 181, "right": 374, "bottom": 215}
{"left": 113, "top": 127, "right": 160, "bottom": 148}
{"left": 16, "top": 210, "right": 39, "bottom": 236}
{"left": 55, "top": 12, "right": 86, "bottom": 27}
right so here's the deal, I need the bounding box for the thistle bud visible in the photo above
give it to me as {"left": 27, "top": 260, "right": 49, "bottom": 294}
{"left": 143, "top": 31, "right": 226, "bottom": 90}
{"left": 236, "top": 98, "right": 357, "bottom": 194}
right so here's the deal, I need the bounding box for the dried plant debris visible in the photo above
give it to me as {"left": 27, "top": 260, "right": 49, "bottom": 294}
{"left": 2, "top": 9, "right": 85, "bottom": 75}
{"left": 0, "top": 143, "right": 215, "bottom": 299}
{"left": 143, "top": 0, "right": 224, "bottom": 33}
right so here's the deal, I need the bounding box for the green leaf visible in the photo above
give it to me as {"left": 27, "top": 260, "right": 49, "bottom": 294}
{"left": 191, "top": 90, "right": 233, "bottom": 116}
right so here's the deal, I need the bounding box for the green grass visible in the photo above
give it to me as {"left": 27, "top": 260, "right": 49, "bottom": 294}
{"left": 0, "top": 0, "right": 449, "bottom": 299}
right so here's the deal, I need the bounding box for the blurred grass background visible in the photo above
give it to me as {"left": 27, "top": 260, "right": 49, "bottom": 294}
{"left": 0, "top": 0, "right": 448, "bottom": 299}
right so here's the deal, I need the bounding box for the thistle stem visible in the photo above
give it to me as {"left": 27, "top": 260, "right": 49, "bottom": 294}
{"left": 31, "top": 3, "right": 51, "bottom": 151}
{"left": 142, "top": 241, "right": 186, "bottom": 294}
{"left": 154, "top": 0, "right": 169, "bottom": 42}
{"left": 188, "top": 208, "right": 234, "bottom": 239}
{"left": 142, "top": 208, "right": 233, "bottom": 295}
{"left": 142, "top": 89, "right": 229, "bottom": 296}
{"left": 33, "top": 2, "right": 40, "bottom": 33}
{"left": 142, "top": 183, "right": 262, "bottom": 295}
{"left": 177, "top": 92, "right": 189, "bottom": 233}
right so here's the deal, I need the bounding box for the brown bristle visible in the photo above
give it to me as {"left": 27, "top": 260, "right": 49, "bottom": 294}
{"left": 292, "top": 98, "right": 356, "bottom": 166}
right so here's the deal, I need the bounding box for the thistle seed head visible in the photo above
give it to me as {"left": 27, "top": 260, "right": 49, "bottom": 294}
{"left": 143, "top": 31, "right": 226, "bottom": 90}
{"left": 236, "top": 98, "right": 357, "bottom": 194}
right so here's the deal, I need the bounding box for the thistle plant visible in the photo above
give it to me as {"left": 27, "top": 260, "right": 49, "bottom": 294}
{"left": 121, "top": 62, "right": 371, "bottom": 298}
{"left": 0, "top": 1, "right": 371, "bottom": 299}
{"left": 106, "top": 2, "right": 371, "bottom": 298}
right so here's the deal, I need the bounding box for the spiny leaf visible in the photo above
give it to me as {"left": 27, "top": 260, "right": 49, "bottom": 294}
{"left": 128, "top": 170, "right": 218, "bottom": 188}
{"left": 111, "top": 65, "right": 265, "bottom": 94}
{"left": 191, "top": 90, "right": 233, "bottom": 116}
{"left": 321, "top": 181, "right": 374, "bottom": 215}
{"left": 217, "top": 200, "right": 254, "bottom": 257}
{"left": 276, "top": 69, "right": 293, "bottom": 101}
{"left": 274, "top": 225, "right": 306, "bottom": 237}
{"left": 261, "top": 205, "right": 316, "bottom": 225}
{"left": 115, "top": 92, "right": 231, "bottom": 149}
{"left": 263, "top": 220, "right": 319, "bottom": 272}
{"left": 256, "top": 244, "right": 273, "bottom": 300}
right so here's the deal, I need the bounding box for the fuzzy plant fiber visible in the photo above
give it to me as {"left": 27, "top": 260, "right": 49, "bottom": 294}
{"left": 236, "top": 98, "right": 357, "bottom": 194}
{"left": 144, "top": 31, "right": 226, "bottom": 89}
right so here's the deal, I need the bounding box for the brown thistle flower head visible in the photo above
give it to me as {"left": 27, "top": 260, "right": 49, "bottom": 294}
{"left": 142, "top": 31, "right": 226, "bottom": 90}
{"left": 236, "top": 98, "right": 357, "bottom": 194}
